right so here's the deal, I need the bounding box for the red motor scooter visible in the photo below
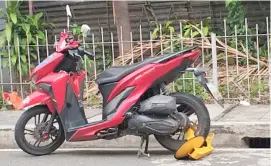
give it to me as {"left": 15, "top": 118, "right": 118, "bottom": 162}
{"left": 14, "top": 5, "right": 223, "bottom": 157}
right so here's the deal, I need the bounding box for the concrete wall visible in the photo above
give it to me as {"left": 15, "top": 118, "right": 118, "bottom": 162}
{"left": 20, "top": 1, "right": 270, "bottom": 44}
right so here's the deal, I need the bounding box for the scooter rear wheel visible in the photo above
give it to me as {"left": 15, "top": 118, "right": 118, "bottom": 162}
{"left": 154, "top": 92, "right": 210, "bottom": 152}
{"left": 15, "top": 105, "right": 65, "bottom": 156}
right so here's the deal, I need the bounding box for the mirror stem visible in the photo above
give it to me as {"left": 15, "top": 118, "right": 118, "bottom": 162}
{"left": 67, "top": 16, "right": 70, "bottom": 32}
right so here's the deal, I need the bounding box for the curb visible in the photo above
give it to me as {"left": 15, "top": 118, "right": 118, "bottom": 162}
{"left": 0, "top": 122, "right": 269, "bottom": 149}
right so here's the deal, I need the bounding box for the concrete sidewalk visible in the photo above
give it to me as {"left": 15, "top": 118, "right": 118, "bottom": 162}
{"left": 0, "top": 104, "right": 230, "bottom": 127}
{"left": 0, "top": 104, "right": 269, "bottom": 149}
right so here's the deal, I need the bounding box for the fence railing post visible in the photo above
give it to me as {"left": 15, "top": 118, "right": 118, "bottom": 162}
{"left": 211, "top": 33, "right": 218, "bottom": 88}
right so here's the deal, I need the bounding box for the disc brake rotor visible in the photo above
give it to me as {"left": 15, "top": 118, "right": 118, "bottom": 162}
{"left": 33, "top": 122, "right": 57, "bottom": 142}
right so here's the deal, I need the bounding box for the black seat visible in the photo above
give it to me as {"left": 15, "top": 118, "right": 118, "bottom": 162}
{"left": 96, "top": 47, "right": 197, "bottom": 84}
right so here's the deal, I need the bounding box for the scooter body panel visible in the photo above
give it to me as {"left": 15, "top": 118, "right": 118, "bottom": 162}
{"left": 20, "top": 48, "right": 201, "bottom": 142}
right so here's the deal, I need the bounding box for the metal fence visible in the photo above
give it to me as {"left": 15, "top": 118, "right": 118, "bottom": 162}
{"left": 0, "top": 17, "right": 270, "bottom": 106}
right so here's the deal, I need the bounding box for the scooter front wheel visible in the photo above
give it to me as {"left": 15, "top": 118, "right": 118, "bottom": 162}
{"left": 14, "top": 105, "right": 65, "bottom": 156}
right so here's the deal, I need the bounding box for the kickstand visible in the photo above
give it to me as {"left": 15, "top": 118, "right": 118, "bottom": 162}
{"left": 137, "top": 135, "right": 150, "bottom": 158}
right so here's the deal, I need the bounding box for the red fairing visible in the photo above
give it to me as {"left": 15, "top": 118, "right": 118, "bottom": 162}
{"left": 69, "top": 71, "right": 86, "bottom": 97}
{"left": 185, "top": 50, "right": 201, "bottom": 61}
{"left": 108, "top": 50, "right": 201, "bottom": 101}
{"left": 30, "top": 53, "right": 64, "bottom": 82}
{"left": 37, "top": 73, "right": 70, "bottom": 112}
{"left": 69, "top": 50, "right": 201, "bottom": 141}
{"left": 18, "top": 89, "right": 55, "bottom": 112}
{"left": 56, "top": 32, "right": 81, "bottom": 53}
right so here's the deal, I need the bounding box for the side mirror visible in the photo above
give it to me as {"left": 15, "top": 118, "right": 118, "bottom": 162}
{"left": 81, "top": 24, "right": 91, "bottom": 37}
{"left": 66, "top": 5, "right": 72, "bottom": 31}
{"left": 66, "top": 5, "right": 72, "bottom": 18}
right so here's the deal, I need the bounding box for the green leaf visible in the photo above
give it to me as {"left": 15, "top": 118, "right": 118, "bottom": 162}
{"left": 72, "top": 24, "right": 78, "bottom": 28}
{"left": 76, "top": 29, "right": 81, "bottom": 35}
{"left": 34, "top": 12, "right": 43, "bottom": 21}
{"left": 151, "top": 28, "right": 159, "bottom": 39}
{"left": 11, "top": 55, "right": 17, "bottom": 65}
{"left": 192, "top": 31, "right": 200, "bottom": 37}
{"left": 21, "top": 55, "right": 26, "bottom": 63}
{"left": 168, "top": 27, "right": 175, "bottom": 33}
{"left": 5, "top": 22, "right": 12, "bottom": 42}
{"left": 165, "top": 20, "right": 173, "bottom": 28}
{"left": 1, "top": 50, "right": 8, "bottom": 57}
{"left": 42, "top": 22, "right": 56, "bottom": 28}
{"left": 33, "top": 18, "right": 38, "bottom": 29}
{"left": 31, "top": 37, "right": 37, "bottom": 45}
{"left": 202, "top": 27, "right": 209, "bottom": 37}
{"left": 21, "top": 38, "right": 27, "bottom": 50}
{"left": 21, "top": 63, "right": 28, "bottom": 76}
{"left": 2, "top": 58, "right": 9, "bottom": 68}
{"left": 27, "top": 33, "right": 32, "bottom": 43}
{"left": 20, "top": 23, "right": 30, "bottom": 33}
{"left": 13, "top": 33, "right": 18, "bottom": 53}
{"left": 184, "top": 29, "right": 191, "bottom": 37}
{"left": 0, "top": 33, "right": 6, "bottom": 49}
{"left": 37, "top": 31, "right": 45, "bottom": 40}
{"left": 183, "top": 24, "right": 191, "bottom": 29}
{"left": 10, "top": 12, "right": 17, "bottom": 24}
{"left": 72, "top": 28, "right": 77, "bottom": 35}
{"left": 203, "top": 17, "right": 210, "bottom": 27}
{"left": 30, "top": 53, "right": 37, "bottom": 60}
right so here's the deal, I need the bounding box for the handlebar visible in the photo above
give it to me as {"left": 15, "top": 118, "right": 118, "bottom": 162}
{"left": 68, "top": 47, "right": 94, "bottom": 60}
{"left": 78, "top": 46, "right": 93, "bottom": 57}
{"left": 83, "top": 50, "right": 93, "bottom": 57}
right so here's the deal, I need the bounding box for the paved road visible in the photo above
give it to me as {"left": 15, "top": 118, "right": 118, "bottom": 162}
{"left": 0, "top": 149, "right": 270, "bottom": 166}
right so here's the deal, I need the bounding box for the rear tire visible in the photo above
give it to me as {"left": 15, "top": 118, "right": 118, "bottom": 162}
{"left": 154, "top": 92, "right": 210, "bottom": 152}
{"left": 15, "top": 106, "right": 65, "bottom": 156}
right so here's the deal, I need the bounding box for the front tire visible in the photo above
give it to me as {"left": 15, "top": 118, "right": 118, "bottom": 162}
{"left": 15, "top": 106, "right": 65, "bottom": 156}
{"left": 155, "top": 92, "right": 210, "bottom": 152}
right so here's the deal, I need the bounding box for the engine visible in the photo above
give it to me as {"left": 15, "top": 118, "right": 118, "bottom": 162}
{"left": 126, "top": 95, "right": 189, "bottom": 136}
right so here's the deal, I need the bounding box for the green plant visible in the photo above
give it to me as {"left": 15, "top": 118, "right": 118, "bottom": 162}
{"left": 68, "top": 23, "right": 93, "bottom": 75}
{"left": 0, "top": 0, "right": 55, "bottom": 78}
{"left": 225, "top": 0, "right": 245, "bottom": 35}
{"left": 183, "top": 17, "right": 211, "bottom": 38}
{"left": 151, "top": 18, "right": 211, "bottom": 40}
{"left": 71, "top": 23, "right": 83, "bottom": 40}
{"left": 151, "top": 20, "right": 175, "bottom": 39}
{"left": 174, "top": 73, "right": 210, "bottom": 102}
{"left": 251, "top": 82, "right": 265, "bottom": 97}
{"left": 259, "top": 43, "right": 268, "bottom": 58}
{"left": 225, "top": 0, "right": 257, "bottom": 59}
{"left": 95, "top": 46, "right": 112, "bottom": 73}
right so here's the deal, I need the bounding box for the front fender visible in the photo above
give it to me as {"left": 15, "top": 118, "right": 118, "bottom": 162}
{"left": 19, "top": 89, "right": 56, "bottom": 112}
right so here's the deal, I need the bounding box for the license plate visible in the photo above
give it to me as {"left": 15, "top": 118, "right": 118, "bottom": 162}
{"left": 205, "top": 82, "right": 224, "bottom": 108}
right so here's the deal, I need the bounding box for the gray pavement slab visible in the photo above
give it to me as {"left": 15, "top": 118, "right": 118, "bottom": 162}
{"left": 0, "top": 104, "right": 269, "bottom": 127}
{"left": 0, "top": 104, "right": 269, "bottom": 149}
{"left": 0, "top": 149, "right": 269, "bottom": 166}
{"left": 215, "top": 105, "right": 270, "bottom": 122}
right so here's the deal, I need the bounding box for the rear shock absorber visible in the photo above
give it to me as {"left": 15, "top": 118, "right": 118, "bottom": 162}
{"left": 160, "top": 83, "right": 169, "bottom": 95}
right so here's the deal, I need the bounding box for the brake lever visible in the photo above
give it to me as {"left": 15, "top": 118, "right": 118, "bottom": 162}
{"left": 84, "top": 50, "right": 93, "bottom": 57}
{"left": 73, "top": 52, "right": 84, "bottom": 61}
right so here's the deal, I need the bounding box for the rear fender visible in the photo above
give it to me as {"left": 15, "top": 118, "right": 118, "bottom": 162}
{"left": 18, "top": 89, "right": 56, "bottom": 112}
